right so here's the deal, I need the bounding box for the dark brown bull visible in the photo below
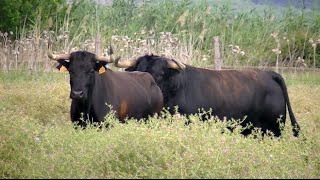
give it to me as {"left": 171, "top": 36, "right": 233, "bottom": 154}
{"left": 114, "top": 54, "right": 301, "bottom": 137}
{"left": 48, "top": 51, "right": 163, "bottom": 127}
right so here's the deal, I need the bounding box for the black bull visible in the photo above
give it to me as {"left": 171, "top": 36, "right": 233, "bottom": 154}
{"left": 115, "top": 54, "right": 301, "bottom": 137}
{"left": 48, "top": 51, "right": 163, "bottom": 127}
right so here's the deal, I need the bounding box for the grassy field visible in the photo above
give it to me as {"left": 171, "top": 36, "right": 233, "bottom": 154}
{"left": 0, "top": 70, "right": 319, "bottom": 178}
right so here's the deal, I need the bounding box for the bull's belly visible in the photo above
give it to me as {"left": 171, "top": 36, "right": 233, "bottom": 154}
{"left": 169, "top": 101, "right": 286, "bottom": 123}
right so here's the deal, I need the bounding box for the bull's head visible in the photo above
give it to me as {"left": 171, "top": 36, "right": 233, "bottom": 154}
{"left": 114, "top": 54, "right": 186, "bottom": 91}
{"left": 48, "top": 49, "right": 118, "bottom": 101}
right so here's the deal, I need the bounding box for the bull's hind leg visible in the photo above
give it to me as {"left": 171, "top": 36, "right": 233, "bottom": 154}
{"left": 257, "top": 104, "right": 286, "bottom": 137}
{"left": 262, "top": 113, "right": 286, "bottom": 137}
{"left": 239, "top": 114, "right": 283, "bottom": 137}
{"left": 262, "top": 94, "right": 287, "bottom": 137}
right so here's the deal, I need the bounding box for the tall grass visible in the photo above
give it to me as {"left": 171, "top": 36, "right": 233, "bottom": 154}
{"left": 0, "top": 71, "right": 320, "bottom": 178}
{"left": 0, "top": 0, "right": 319, "bottom": 71}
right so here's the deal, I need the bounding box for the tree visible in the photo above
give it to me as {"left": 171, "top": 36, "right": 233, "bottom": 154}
{"left": 0, "top": 0, "right": 67, "bottom": 35}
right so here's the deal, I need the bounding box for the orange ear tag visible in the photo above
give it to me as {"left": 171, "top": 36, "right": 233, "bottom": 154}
{"left": 99, "top": 66, "right": 106, "bottom": 74}
{"left": 59, "top": 65, "right": 68, "bottom": 73}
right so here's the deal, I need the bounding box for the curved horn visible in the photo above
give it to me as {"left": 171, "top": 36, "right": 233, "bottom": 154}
{"left": 95, "top": 44, "right": 121, "bottom": 63}
{"left": 167, "top": 59, "right": 186, "bottom": 70}
{"left": 47, "top": 35, "right": 70, "bottom": 60}
{"left": 47, "top": 51, "right": 71, "bottom": 61}
{"left": 114, "top": 57, "right": 138, "bottom": 68}
{"left": 95, "top": 54, "right": 117, "bottom": 63}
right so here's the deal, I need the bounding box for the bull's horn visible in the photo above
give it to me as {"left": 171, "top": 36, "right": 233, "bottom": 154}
{"left": 95, "top": 54, "right": 120, "bottom": 63}
{"left": 167, "top": 59, "right": 186, "bottom": 70}
{"left": 47, "top": 51, "right": 71, "bottom": 60}
{"left": 95, "top": 44, "right": 121, "bottom": 63}
{"left": 47, "top": 36, "right": 71, "bottom": 60}
{"left": 114, "top": 57, "right": 138, "bottom": 68}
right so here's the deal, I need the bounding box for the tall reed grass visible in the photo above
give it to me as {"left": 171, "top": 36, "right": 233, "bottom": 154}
{"left": 0, "top": 0, "right": 319, "bottom": 71}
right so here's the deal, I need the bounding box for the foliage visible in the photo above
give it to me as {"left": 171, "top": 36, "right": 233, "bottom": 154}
{"left": 0, "top": 0, "right": 67, "bottom": 37}
{"left": 0, "top": 0, "right": 319, "bottom": 69}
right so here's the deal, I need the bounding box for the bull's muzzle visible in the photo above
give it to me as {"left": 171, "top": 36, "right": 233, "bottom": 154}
{"left": 70, "top": 90, "right": 84, "bottom": 100}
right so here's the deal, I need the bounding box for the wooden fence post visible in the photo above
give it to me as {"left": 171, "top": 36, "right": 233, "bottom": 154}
{"left": 213, "top": 36, "right": 222, "bottom": 70}
{"left": 95, "top": 33, "right": 101, "bottom": 55}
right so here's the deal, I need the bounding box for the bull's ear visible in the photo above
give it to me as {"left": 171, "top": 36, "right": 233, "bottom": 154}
{"left": 56, "top": 60, "right": 69, "bottom": 72}
{"left": 56, "top": 64, "right": 68, "bottom": 72}
{"left": 94, "top": 62, "right": 108, "bottom": 74}
{"left": 98, "top": 66, "right": 106, "bottom": 74}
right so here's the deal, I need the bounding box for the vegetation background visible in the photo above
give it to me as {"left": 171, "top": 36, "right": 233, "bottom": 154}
{"left": 0, "top": 0, "right": 320, "bottom": 70}
{"left": 0, "top": 0, "right": 320, "bottom": 178}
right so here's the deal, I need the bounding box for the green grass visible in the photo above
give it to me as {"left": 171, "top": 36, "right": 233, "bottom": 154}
{"left": 0, "top": 71, "right": 319, "bottom": 178}
{"left": 283, "top": 71, "right": 320, "bottom": 85}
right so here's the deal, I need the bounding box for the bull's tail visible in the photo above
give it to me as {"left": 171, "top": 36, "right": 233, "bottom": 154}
{"left": 272, "top": 72, "right": 301, "bottom": 137}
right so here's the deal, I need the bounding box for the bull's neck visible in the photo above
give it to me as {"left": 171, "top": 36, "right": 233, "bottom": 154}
{"left": 73, "top": 85, "right": 94, "bottom": 122}
{"left": 93, "top": 69, "right": 114, "bottom": 99}
{"left": 73, "top": 98, "right": 91, "bottom": 111}
{"left": 91, "top": 70, "right": 115, "bottom": 113}
{"left": 73, "top": 71, "right": 101, "bottom": 108}
{"left": 161, "top": 71, "right": 185, "bottom": 106}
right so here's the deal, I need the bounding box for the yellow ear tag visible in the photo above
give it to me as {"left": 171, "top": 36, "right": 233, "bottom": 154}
{"left": 59, "top": 65, "right": 68, "bottom": 73}
{"left": 99, "top": 66, "right": 106, "bottom": 74}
